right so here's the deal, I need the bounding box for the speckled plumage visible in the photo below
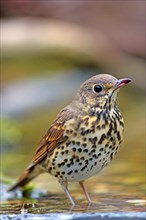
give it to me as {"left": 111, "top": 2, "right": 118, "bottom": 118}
{"left": 44, "top": 105, "right": 123, "bottom": 182}
{"left": 8, "top": 74, "right": 131, "bottom": 205}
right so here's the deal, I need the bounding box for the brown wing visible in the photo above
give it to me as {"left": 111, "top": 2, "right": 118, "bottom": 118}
{"left": 28, "top": 106, "right": 74, "bottom": 169}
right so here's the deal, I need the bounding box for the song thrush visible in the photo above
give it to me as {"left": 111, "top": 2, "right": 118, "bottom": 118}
{"left": 8, "top": 74, "right": 131, "bottom": 205}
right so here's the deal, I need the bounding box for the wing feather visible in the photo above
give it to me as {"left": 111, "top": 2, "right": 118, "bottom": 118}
{"left": 28, "top": 107, "right": 74, "bottom": 169}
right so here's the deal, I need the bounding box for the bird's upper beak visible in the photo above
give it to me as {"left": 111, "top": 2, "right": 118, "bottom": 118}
{"left": 114, "top": 78, "right": 131, "bottom": 90}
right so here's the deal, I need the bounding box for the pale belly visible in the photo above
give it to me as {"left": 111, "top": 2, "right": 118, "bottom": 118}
{"left": 46, "top": 119, "right": 123, "bottom": 182}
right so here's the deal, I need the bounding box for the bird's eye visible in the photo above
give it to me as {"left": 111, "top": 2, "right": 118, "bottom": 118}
{"left": 93, "top": 85, "right": 103, "bottom": 93}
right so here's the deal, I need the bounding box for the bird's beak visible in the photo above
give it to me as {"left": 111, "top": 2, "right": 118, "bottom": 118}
{"left": 114, "top": 78, "right": 131, "bottom": 90}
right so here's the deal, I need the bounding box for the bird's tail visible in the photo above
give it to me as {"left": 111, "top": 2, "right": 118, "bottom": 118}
{"left": 8, "top": 165, "right": 42, "bottom": 192}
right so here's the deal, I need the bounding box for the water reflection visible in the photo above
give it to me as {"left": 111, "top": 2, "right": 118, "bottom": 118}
{"left": 1, "top": 188, "right": 146, "bottom": 215}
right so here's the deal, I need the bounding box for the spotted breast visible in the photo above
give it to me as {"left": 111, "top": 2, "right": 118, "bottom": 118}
{"left": 45, "top": 103, "right": 124, "bottom": 182}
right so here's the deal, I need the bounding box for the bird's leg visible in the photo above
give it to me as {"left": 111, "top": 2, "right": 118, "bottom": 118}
{"left": 59, "top": 179, "right": 75, "bottom": 206}
{"left": 79, "top": 181, "right": 91, "bottom": 204}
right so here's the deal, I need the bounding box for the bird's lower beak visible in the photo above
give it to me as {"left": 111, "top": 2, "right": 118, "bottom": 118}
{"left": 114, "top": 78, "right": 131, "bottom": 90}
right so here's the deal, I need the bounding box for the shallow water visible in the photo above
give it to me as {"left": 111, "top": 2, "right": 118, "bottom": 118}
{"left": 0, "top": 184, "right": 146, "bottom": 219}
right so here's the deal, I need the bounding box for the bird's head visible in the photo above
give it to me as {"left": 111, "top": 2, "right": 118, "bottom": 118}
{"left": 75, "top": 74, "right": 131, "bottom": 109}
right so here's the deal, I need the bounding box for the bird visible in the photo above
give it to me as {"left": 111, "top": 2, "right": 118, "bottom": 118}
{"left": 8, "top": 73, "right": 131, "bottom": 206}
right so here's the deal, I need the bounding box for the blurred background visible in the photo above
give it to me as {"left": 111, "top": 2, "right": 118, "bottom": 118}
{"left": 0, "top": 0, "right": 145, "bottom": 202}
